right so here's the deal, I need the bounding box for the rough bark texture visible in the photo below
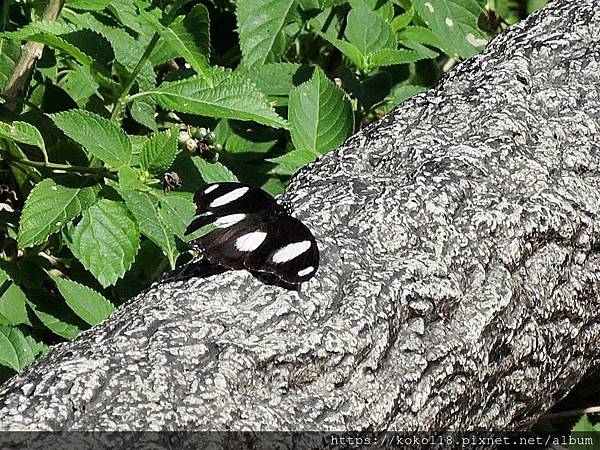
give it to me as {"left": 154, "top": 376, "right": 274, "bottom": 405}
{"left": 0, "top": 0, "right": 599, "bottom": 434}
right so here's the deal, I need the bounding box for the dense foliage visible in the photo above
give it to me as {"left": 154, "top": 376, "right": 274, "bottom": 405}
{"left": 0, "top": 0, "right": 545, "bottom": 379}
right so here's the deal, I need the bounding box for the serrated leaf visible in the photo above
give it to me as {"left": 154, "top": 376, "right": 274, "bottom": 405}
{"left": 413, "top": 0, "right": 488, "bottom": 59}
{"left": 242, "top": 63, "right": 312, "bottom": 105}
{"left": 51, "top": 276, "right": 115, "bottom": 326}
{"left": 571, "top": 415, "right": 597, "bottom": 433}
{"left": 63, "top": 11, "right": 157, "bottom": 129}
{"left": 117, "top": 188, "right": 178, "bottom": 269}
{"left": 118, "top": 166, "right": 146, "bottom": 191}
{"left": 0, "top": 121, "right": 48, "bottom": 163}
{"left": 109, "top": 0, "right": 149, "bottom": 34}
{"left": 159, "top": 194, "right": 196, "bottom": 240}
{"left": 142, "top": 5, "right": 212, "bottom": 84}
{"left": 391, "top": 6, "right": 415, "bottom": 31}
{"left": 140, "top": 129, "right": 178, "bottom": 175}
{"left": 147, "top": 68, "right": 287, "bottom": 129}
{"left": 266, "top": 148, "right": 318, "bottom": 176}
{"left": 26, "top": 290, "right": 85, "bottom": 340}
{"left": 18, "top": 178, "right": 98, "bottom": 248}
{"left": 398, "top": 25, "right": 450, "bottom": 55}
{"left": 66, "top": 0, "right": 112, "bottom": 10}
{"left": 0, "top": 325, "right": 46, "bottom": 371}
{"left": 368, "top": 48, "right": 424, "bottom": 69}
{"left": 317, "top": 31, "right": 365, "bottom": 69}
{"left": 66, "top": 200, "right": 140, "bottom": 288}
{"left": 0, "top": 269, "right": 29, "bottom": 326}
{"left": 193, "top": 157, "right": 238, "bottom": 183}
{"left": 130, "top": 98, "right": 158, "bottom": 132}
{"left": 51, "top": 110, "right": 132, "bottom": 167}
{"left": 289, "top": 68, "right": 353, "bottom": 155}
{"left": 345, "top": 4, "right": 395, "bottom": 56}
{"left": 237, "top": 0, "right": 296, "bottom": 68}
{"left": 1, "top": 22, "right": 93, "bottom": 67}
{"left": 0, "top": 39, "right": 20, "bottom": 91}
{"left": 59, "top": 64, "right": 100, "bottom": 107}
{"left": 570, "top": 414, "right": 600, "bottom": 450}
{"left": 355, "top": 0, "right": 394, "bottom": 21}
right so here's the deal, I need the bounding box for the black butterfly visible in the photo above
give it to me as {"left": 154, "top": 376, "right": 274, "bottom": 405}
{"left": 185, "top": 182, "right": 319, "bottom": 285}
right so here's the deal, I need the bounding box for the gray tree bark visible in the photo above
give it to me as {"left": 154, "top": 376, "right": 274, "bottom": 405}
{"left": 0, "top": 0, "right": 598, "bottom": 438}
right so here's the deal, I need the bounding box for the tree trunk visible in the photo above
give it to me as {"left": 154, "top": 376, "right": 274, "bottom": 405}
{"left": 0, "top": 0, "right": 599, "bottom": 437}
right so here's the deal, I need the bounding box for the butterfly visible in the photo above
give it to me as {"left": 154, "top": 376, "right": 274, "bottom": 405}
{"left": 185, "top": 182, "right": 319, "bottom": 285}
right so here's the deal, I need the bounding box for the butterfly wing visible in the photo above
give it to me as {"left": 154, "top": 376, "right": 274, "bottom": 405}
{"left": 244, "top": 215, "right": 319, "bottom": 284}
{"left": 186, "top": 182, "right": 319, "bottom": 284}
{"left": 189, "top": 213, "right": 270, "bottom": 270}
{"left": 185, "top": 182, "right": 280, "bottom": 236}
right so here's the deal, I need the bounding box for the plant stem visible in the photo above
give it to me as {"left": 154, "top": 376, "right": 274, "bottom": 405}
{"left": 109, "top": 34, "right": 160, "bottom": 123}
{"left": 1, "top": 0, "right": 65, "bottom": 112}
{"left": 109, "top": 0, "right": 192, "bottom": 123}
{"left": 4, "top": 154, "right": 117, "bottom": 179}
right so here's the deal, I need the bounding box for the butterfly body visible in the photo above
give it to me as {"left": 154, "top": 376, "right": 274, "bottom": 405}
{"left": 185, "top": 182, "right": 319, "bottom": 285}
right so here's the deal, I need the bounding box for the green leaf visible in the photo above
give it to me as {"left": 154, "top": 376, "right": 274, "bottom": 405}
{"left": 117, "top": 188, "right": 178, "bottom": 269}
{"left": 380, "top": 84, "right": 427, "bottom": 113}
{"left": 266, "top": 148, "right": 318, "bottom": 176}
{"left": 66, "top": 0, "right": 112, "bottom": 10}
{"left": 570, "top": 415, "right": 600, "bottom": 450}
{"left": 237, "top": 0, "right": 296, "bottom": 68}
{"left": 398, "top": 25, "right": 450, "bottom": 55}
{"left": 18, "top": 178, "right": 98, "bottom": 248}
{"left": 0, "top": 121, "right": 48, "bottom": 163}
{"left": 571, "top": 415, "right": 597, "bottom": 433}
{"left": 0, "top": 269, "right": 30, "bottom": 326}
{"left": 0, "top": 39, "right": 20, "bottom": 92}
{"left": 59, "top": 64, "right": 100, "bottom": 107}
{"left": 51, "top": 110, "right": 132, "bottom": 167}
{"left": 345, "top": 4, "right": 395, "bottom": 56}
{"left": 142, "top": 5, "right": 212, "bottom": 84}
{"left": 289, "top": 68, "right": 354, "bottom": 155}
{"left": 0, "top": 325, "right": 47, "bottom": 371}
{"left": 317, "top": 31, "right": 365, "bottom": 70}
{"left": 391, "top": 6, "right": 415, "bottom": 31}
{"left": 118, "top": 166, "right": 146, "bottom": 191}
{"left": 368, "top": 48, "right": 424, "bottom": 69}
{"left": 66, "top": 200, "right": 140, "bottom": 288}
{"left": 130, "top": 99, "right": 158, "bottom": 132}
{"left": 26, "top": 290, "right": 85, "bottom": 340}
{"left": 222, "top": 122, "right": 280, "bottom": 155}
{"left": 63, "top": 11, "right": 158, "bottom": 130}
{"left": 140, "top": 129, "right": 178, "bottom": 175}
{"left": 51, "top": 276, "right": 115, "bottom": 326}
{"left": 412, "top": 0, "right": 488, "bottom": 59}
{"left": 160, "top": 194, "right": 196, "bottom": 240}
{"left": 242, "top": 63, "right": 312, "bottom": 105}
{"left": 1, "top": 22, "right": 93, "bottom": 67}
{"left": 147, "top": 68, "right": 287, "bottom": 129}
{"left": 193, "top": 157, "right": 238, "bottom": 183}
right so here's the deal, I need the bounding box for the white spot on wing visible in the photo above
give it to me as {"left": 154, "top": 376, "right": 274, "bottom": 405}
{"left": 235, "top": 231, "right": 267, "bottom": 252}
{"left": 214, "top": 213, "right": 246, "bottom": 228}
{"left": 271, "top": 241, "right": 312, "bottom": 264}
{"left": 445, "top": 17, "right": 453, "bottom": 27}
{"left": 204, "top": 184, "right": 219, "bottom": 194}
{"left": 425, "top": 2, "right": 434, "bottom": 12}
{"left": 298, "top": 266, "right": 314, "bottom": 277}
{"left": 209, "top": 187, "right": 249, "bottom": 208}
